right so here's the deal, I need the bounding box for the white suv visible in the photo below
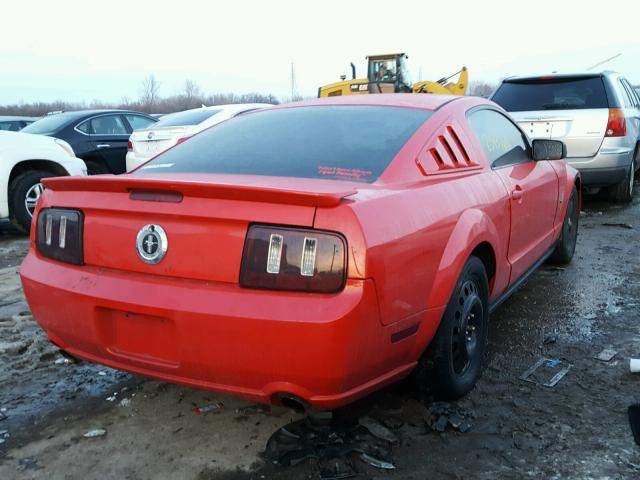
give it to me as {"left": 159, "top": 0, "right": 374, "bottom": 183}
{"left": 492, "top": 72, "right": 640, "bottom": 202}
{"left": 0, "top": 131, "right": 87, "bottom": 232}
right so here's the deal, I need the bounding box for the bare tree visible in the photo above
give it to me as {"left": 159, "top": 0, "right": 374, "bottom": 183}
{"left": 140, "top": 74, "right": 161, "bottom": 110}
{"left": 467, "top": 81, "right": 497, "bottom": 98}
{"left": 184, "top": 79, "right": 202, "bottom": 103}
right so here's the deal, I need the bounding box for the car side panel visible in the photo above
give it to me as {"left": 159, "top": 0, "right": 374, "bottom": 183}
{"left": 345, "top": 170, "right": 510, "bottom": 326}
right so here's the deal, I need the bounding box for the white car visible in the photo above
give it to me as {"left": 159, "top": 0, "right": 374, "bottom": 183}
{"left": 0, "top": 131, "right": 87, "bottom": 232}
{"left": 125, "top": 103, "right": 272, "bottom": 172}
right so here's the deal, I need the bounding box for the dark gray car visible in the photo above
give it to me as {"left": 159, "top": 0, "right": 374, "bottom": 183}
{"left": 21, "top": 110, "right": 157, "bottom": 175}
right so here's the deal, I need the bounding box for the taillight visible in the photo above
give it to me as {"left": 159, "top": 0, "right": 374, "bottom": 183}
{"left": 176, "top": 136, "right": 192, "bottom": 145}
{"left": 240, "top": 225, "right": 346, "bottom": 293}
{"left": 36, "top": 208, "right": 84, "bottom": 265}
{"left": 127, "top": 140, "right": 133, "bottom": 151}
{"left": 605, "top": 108, "right": 626, "bottom": 137}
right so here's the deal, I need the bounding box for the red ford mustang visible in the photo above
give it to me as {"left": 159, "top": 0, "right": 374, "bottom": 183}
{"left": 20, "top": 94, "right": 580, "bottom": 410}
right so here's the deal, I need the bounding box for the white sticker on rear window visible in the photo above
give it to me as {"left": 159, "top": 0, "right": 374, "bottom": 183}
{"left": 140, "top": 163, "right": 175, "bottom": 169}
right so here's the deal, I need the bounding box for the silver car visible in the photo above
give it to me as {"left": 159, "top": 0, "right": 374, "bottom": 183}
{"left": 492, "top": 72, "right": 640, "bottom": 202}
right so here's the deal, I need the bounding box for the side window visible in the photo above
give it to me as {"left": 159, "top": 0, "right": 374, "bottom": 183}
{"left": 76, "top": 121, "right": 90, "bottom": 134}
{"left": 467, "top": 109, "right": 530, "bottom": 168}
{"left": 618, "top": 80, "right": 633, "bottom": 108}
{"left": 89, "top": 115, "right": 128, "bottom": 135}
{"left": 622, "top": 79, "right": 640, "bottom": 108}
{"left": 125, "top": 114, "right": 155, "bottom": 131}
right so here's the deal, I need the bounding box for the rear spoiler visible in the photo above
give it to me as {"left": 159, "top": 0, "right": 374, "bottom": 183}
{"left": 43, "top": 175, "right": 357, "bottom": 208}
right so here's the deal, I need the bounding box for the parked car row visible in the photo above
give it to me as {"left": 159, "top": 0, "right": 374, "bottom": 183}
{"left": 0, "top": 103, "right": 274, "bottom": 232}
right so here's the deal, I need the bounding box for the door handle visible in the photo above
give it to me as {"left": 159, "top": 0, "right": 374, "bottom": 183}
{"left": 96, "top": 144, "right": 111, "bottom": 149}
{"left": 512, "top": 185, "right": 524, "bottom": 201}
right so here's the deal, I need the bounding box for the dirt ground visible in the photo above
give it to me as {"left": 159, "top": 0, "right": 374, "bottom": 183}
{"left": 1, "top": 188, "right": 639, "bottom": 480}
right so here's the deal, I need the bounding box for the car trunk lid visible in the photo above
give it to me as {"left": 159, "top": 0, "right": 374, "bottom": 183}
{"left": 41, "top": 174, "right": 357, "bottom": 283}
{"left": 129, "top": 126, "right": 189, "bottom": 160}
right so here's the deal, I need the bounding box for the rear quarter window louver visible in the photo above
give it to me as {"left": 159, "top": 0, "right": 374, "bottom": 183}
{"left": 416, "top": 124, "right": 480, "bottom": 176}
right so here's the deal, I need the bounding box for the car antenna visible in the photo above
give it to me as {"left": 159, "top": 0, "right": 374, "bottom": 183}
{"left": 587, "top": 53, "right": 622, "bottom": 71}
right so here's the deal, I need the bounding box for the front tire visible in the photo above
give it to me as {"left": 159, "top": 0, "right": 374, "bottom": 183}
{"left": 8, "top": 170, "right": 54, "bottom": 233}
{"left": 416, "top": 256, "right": 489, "bottom": 400}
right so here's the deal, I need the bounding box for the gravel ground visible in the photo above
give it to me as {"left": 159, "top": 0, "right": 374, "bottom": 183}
{"left": 0, "top": 188, "right": 639, "bottom": 480}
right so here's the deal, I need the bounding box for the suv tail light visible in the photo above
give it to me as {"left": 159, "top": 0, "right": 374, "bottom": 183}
{"left": 240, "top": 225, "right": 346, "bottom": 293}
{"left": 36, "top": 208, "right": 84, "bottom": 265}
{"left": 127, "top": 140, "right": 133, "bottom": 151}
{"left": 176, "top": 136, "right": 192, "bottom": 145}
{"left": 605, "top": 108, "right": 626, "bottom": 137}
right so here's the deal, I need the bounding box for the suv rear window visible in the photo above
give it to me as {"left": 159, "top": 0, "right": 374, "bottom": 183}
{"left": 492, "top": 76, "right": 608, "bottom": 111}
{"left": 153, "top": 109, "right": 222, "bottom": 127}
{"left": 139, "top": 106, "right": 432, "bottom": 183}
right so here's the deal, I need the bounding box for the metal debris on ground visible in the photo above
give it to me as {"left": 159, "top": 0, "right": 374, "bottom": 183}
{"left": 360, "top": 453, "right": 396, "bottom": 469}
{"left": 601, "top": 222, "right": 633, "bottom": 229}
{"left": 520, "top": 357, "right": 571, "bottom": 387}
{"left": 54, "top": 357, "right": 71, "bottom": 365}
{"left": 265, "top": 416, "right": 396, "bottom": 472}
{"left": 425, "top": 402, "right": 473, "bottom": 434}
{"left": 235, "top": 404, "right": 269, "bottom": 415}
{"left": 83, "top": 428, "right": 107, "bottom": 438}
{"left": 595, "top": 348, "right": 618, "bottom": 362}
{"left": 106, "top": 393, "right": 118, "bottom": 402}
{"left": 358, "top": 416, "right": 398, "bottom": 444}
{"left": 192, "top": 402, "right": 224, "bottom": 414}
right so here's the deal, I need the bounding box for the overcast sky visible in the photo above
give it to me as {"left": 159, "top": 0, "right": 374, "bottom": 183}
{"left": 1, "top": 0, "right": 639, "bottom": 104}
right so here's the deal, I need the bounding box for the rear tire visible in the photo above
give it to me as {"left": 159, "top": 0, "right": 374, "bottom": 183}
{"left": 8, "top": 170, "right": 54, "bottom": 233}
{"left": 416, "top": 256, "right": 489, "bottom": 400}
{"left": 608, "top": 157, "right": 634, "bottom": 203}
{"left": 548, "top": 186, "right": 579, "bottom": 265}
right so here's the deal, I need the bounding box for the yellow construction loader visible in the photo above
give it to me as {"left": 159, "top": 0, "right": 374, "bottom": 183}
{"left": 318, "top": 53, "right": 468, "bottom": 97}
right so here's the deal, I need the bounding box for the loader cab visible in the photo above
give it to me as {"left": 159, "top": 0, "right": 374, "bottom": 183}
{"left": 367, "top": 53, "right": 412, "bottom": 93}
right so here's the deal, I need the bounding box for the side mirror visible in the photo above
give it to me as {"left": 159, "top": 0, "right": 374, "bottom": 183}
{"left": 532, "top": 139, "right": 566, "bottom": 161}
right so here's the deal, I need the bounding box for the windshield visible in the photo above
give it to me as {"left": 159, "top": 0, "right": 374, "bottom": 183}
{"left": 21, "top": 113, "right": 78, "bottom": 134}
{"left": 153, "top": 109, "right": 223, "bottom": 127}
{"left": 139, "top": 106, "right": 432, "bottom": 183}
{"left": 492, "top": 77, "right": 608, "bottom": 111}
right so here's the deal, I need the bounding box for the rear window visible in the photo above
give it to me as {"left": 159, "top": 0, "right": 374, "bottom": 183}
{"left": 492, "top": 77, "right": 608, "bottom": 111}
{"left": 22, "top": 113, "right": 77, "bottom": 134}
{"left": 153, "top": 109, "right": 222, "bottom": 127}
{"left": 139, "top": 106, "right": 432, "bottom": 183}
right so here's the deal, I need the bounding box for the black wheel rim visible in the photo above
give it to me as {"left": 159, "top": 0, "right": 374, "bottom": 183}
{"left": 451, "top": 280, "right": 484, "bottom": 375}
{"left": 565, "top": 193, "right": 578, "bottom": 251}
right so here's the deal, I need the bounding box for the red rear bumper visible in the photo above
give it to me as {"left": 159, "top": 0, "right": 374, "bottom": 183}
{"left": 20, "top": 253, "right": 429, "bottom": 409}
